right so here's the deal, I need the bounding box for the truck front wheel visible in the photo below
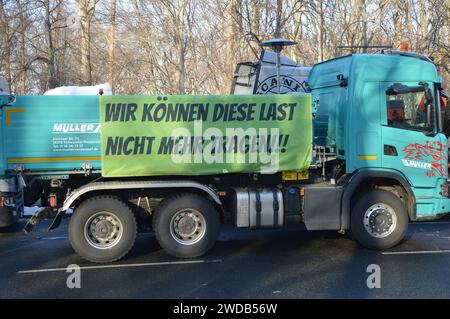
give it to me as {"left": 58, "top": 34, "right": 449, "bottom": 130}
{"left": 350, "top": 190, "right": 408, "bottom": 250}
{"left": 68, "top": 196, "right": 137, "bottom": 263}
{"left": 153, "top": 193, "right": 220, "bottom": 258}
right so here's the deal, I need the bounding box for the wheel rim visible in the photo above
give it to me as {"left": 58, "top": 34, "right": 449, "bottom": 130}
{"left": 83, "top": 211, "right": 124, "bottom": 249}
{"left": 169, "top": 209, "right": 206, "bottom": 245}
{"left": 363, "top": 203, "right": 397, "bottom": 238}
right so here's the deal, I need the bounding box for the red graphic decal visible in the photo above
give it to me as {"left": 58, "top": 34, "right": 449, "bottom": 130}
{"left": 403, "top": 141, "right": 446, "bottom": 177}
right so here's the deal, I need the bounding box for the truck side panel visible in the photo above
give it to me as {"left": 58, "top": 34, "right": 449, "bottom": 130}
{"left": 3, "top": 95, "right": 101, "bottom": 172}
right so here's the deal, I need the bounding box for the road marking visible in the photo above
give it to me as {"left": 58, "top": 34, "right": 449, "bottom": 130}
{"left": 382, "top": 250, "right": 450, "bottom": 255}
{"left": 40, "top": 236, "right": 68, "bottom": 240}
{"left": 17, "top": 259, "right": 222, "bottom": 274}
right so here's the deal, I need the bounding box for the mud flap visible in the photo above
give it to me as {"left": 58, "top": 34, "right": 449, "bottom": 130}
{"left": 48, "top": 209, "right": 65, "bottom": 231}
{"left": 23, "top": 207, "right": 50, "bottom": 234}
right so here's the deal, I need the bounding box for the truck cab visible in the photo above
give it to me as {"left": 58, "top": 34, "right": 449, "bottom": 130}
{"left": 308, "top": 52, "right": 450, "bottom": 226}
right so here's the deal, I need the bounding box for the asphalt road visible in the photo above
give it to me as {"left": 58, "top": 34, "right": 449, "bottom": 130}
{"left": 2, "top": 216, "right": 450, "bottom": 299}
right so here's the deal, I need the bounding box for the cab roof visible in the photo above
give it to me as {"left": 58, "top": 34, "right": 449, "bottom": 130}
{"left": 308, "top": 53, "right": 439, "bottom": 90}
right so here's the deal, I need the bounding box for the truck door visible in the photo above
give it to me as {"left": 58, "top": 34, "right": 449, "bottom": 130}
{"left": 381, "top": 82, "right": 447, "bottom": 190}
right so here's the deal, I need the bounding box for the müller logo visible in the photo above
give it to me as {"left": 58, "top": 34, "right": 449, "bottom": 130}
{"left": 52, "top": 123, "right": 101, "bottom": 134}
{"left": 255, "top": 75, "right": 307, "bottom": 94}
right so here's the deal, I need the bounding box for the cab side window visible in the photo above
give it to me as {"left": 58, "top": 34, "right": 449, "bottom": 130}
{"left": 386, "top": 83, "right": 435, "bottom": 133}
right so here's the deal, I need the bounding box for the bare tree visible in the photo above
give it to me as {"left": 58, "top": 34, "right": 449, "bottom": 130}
{"left": 108, "top": 0, "right": 116, "bottom": 93}
{"left": 0, "top": 0, "right": 448, "bottom": 94}
{"left": 44, "top": 0, "right": 58, "bottom": 88}
{"left": 0, "top": 0, "right": 14, "bottom": 90}
{"left": 77, "top": 0, "right": 98, "bottom": 85}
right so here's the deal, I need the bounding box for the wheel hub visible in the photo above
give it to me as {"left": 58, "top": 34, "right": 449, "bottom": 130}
{"left": 176, "top": 215, "right": 197, "bottom": 237}
{"left": 170, "top": 209, "right": 206, "bottom": 245}
{"left": 364, "top": 204, "right": 397, "bottom": 238}
{"left": 93, "top": 218, "right": 116, "bottom": 239}
{"left": 84, "top": 212, "right": 123, "bottom": 249}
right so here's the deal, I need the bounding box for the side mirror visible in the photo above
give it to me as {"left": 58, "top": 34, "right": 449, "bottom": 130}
{"left": 425, "top": 88, "right": 433, "bottom": 105}
{"left": 443, "top": 110, "right": 450, "bottom": 138}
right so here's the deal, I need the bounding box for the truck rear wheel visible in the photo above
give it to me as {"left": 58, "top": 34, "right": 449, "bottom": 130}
{"left": 153, "top": 193, "right": 220, "bottom": 258}
{"left": 68, "top": 196, "right": 137, "bottom": 263}
{"left": 350, "top": 190, "right": 408, "bottom": 250}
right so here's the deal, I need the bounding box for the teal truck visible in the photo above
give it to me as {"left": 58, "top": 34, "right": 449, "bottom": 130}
{"left": 0, "top": 49, "right": 449, "bottom": 263}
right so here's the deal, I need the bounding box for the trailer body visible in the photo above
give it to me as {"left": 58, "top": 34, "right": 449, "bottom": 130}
{"left": 1, "top": 95, "right": 101, "bottom": 173}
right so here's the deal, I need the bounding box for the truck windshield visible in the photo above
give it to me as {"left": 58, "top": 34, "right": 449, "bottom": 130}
{"left": 386, "top": 83, "right": 436, "bottom": 134}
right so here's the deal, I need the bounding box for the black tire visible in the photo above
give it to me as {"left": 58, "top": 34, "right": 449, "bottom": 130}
{"left": 350, "top": 190, "right": 408, "bottom": 250}
{"left": 68, "top": 196, "right": 137, "bottom": 263}
{"left": 153, "top": 193, "right": 220, "bottom": 258}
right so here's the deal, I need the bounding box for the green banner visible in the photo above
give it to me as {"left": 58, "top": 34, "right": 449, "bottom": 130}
{"left": 100, "top": 95, "right": 312, "bottom": 177}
